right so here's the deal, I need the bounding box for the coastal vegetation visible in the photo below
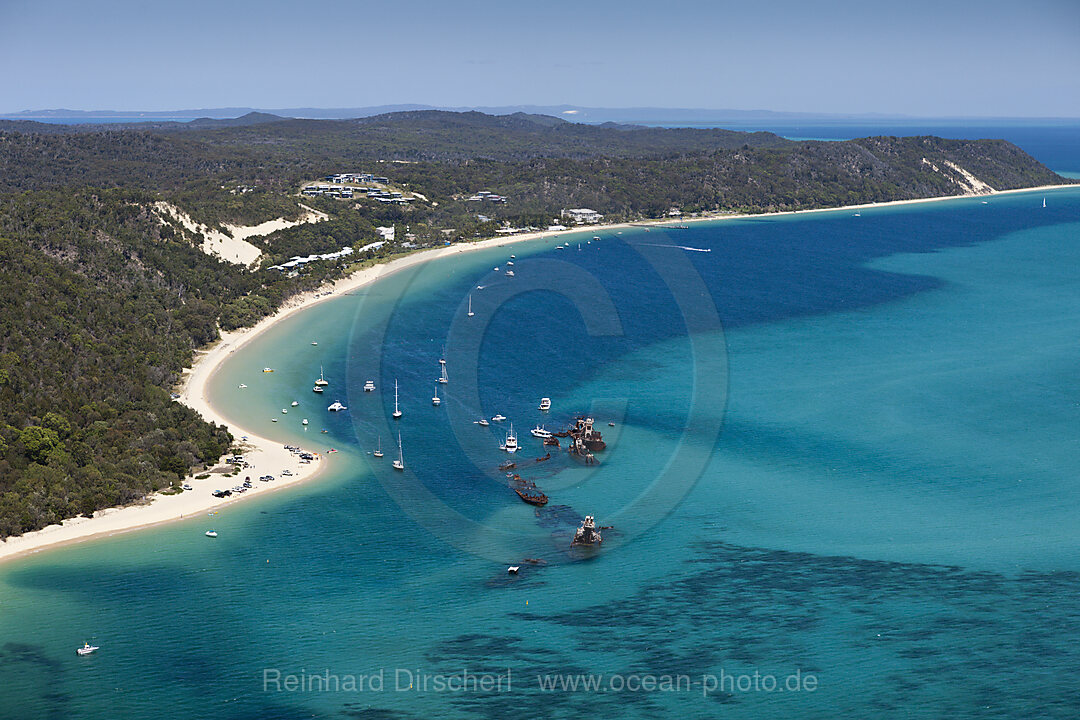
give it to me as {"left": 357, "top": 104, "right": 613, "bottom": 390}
{"left": 0, "top": 110, "right": 1067, "bottom": 538}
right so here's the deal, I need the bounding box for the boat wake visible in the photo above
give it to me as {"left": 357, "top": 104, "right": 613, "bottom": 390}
{"left": 639, "top": 243, "right": 712, "bottom": 253}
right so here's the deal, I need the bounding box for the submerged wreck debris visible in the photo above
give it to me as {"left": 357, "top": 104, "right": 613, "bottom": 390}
{"left": 514, "top": 487, "right": 549, "bottom": 506}
{"left": 571, "top": 515, "right": 603, "bottom": 546}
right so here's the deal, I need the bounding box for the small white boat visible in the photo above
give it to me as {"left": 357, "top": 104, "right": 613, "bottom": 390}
{"left": 315, "top": 366, "right": 329, "bottom": 386}
{"left": 281, "top": 408, "right": 288, "bottom": 414}
{"left": 1043, "top": 197, "right": 1047, "bottom": 208}
{"left": 507, "top": 260, "right": 514, "bottom": 266}
{"left": 271, "top": 418, "right": 278, "bottom": 422}
{"left": 510, "top": 255, "right": 515, "bottom": 259}
{"left": 311, "top": 341, "right": 318, "bottom": 346}
{"left": 556, "top": 245, "right": 564, "bottom": 250}
{"left": 374, "top": 435, "right": 384, "bottom": 458}
{"left": 494, "top": 266, "right": 500, "bottom": 271}
{"left": 327, "top": 401, "right": 347, "bottom": 412}
{"left": 238, "top": 384, "right": 247, "bottom": 389}
{"left": 313, "top": 385, "right": 324, "bottom": 394}
{"left": 468, "top": 294, "right": 474, "bottom": 317}
{"left": 393, "top": 379, "right": 403, "bottom": 418}
{"left": 364, "top": 380, "right": 376, "bottom": 392}
{"left": 205, "top": 531, "right": 218, "bottom": 538}
{"left": 477, "top": 418, "right": 490, "bottom": 427}
{"left": 538, "top": 397, "right": 551, "bottom": 411}
{"left": 492, "top": 414, "right": 506, "bottom": 422}
{"left": 393, "top": 433, "right": 405, "bottom": 470}
{"left": 505, "top": 270, "right": 515, "bottom": 277}
{"left": 507, "top": 566, "right": 520, "bottom": 574}
{"left": 530, "top": 425, "right": 552, "bottom": 439}
{"left": 291, "top": 401, "right": 299, "bottom": 407}
{"left": 302, "top": 419, "right": 309, "bottom": 426}
{"left": 263, "top": 367, "right": 274, "bottom": 373}
{"left": 76, "top": 642, "right": 99, "bottom": 656}
{"left": 432, "top": 383, "right": 441, "bottom": 406}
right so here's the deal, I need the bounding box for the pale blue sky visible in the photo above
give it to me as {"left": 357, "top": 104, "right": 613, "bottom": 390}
{"left": 1, "top": 0, "right": 1078, "bottom": 116}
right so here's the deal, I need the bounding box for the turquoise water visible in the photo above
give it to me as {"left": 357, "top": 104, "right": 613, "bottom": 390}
{"left": 3, "top": 188, "right": 1080, "bottom": 719}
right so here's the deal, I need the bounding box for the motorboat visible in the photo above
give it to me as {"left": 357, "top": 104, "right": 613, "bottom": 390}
{"left": 505, "top": 270, "right": 515, "bottom": 277}
{"left": 302, "top": 419, "right": 309, "bottom": 425}
{"left": 313, "top": 385, "right": 324, "bottom": 393}
{"left": 364, "top": 380, "right": 376, "bottom": 392}
{"left": 238, "top": 384, "right": 247, "bottom": 388}
{"left": 501, "top": 423, "right": 519, "bottom": 453}
{"left": 263, "top": 367, "right": 274, "bottom": 373}
{"left": 530, "top": 425, "right": 552, "bottom": 439}
{"left": 76, "top": 642, "right": 99, "bottom": 656}
{"left": 281, "top": 408, "right": 288, "bottom": 414}
{"left": 291, "top": 401, "right": 299, "bottom": 407}
{"left": 492, "top": 414, "right": 506, "bottom": 422}
{"left": 538, "top": 397, "right": 551, "bottom": 411}
{"left": 477, "top": 418, "right": 490, "bottom": 427}
{"left": 205, "top": 530, "right": 218, "bottom": 538}
{"left": 311, "top": 341, "right": 318, "bottom": 346}
{"left": 327, "top": 401, "right": 347, "bottom": 412}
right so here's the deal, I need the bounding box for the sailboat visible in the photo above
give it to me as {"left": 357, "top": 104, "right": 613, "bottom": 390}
{"left": 1043, "top": 197, "right": 1047, "bottom": 208}
{"left": 438, "top": 362, "right": 448, "bottom": 384}
{"left": 393, "top": 379, "right": 403, "bottom": 419}
{"left": 393, "top": 433, "right": 405, "bottom": 470}
{"left": 467, "top": 294, "right": 474, "bottom": 317}
{"left": 432, "top": 383, "right": 441, "bottom": 406}
{"left": 315, "top": 366, "right": 329, "bottom": 387}
{"left": 373, "top": 435, "right": 384, "bottom": 458}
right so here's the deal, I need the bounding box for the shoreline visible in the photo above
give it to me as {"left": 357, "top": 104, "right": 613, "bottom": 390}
{"left": 1, "top": 181, "right": 1075, "bottom": 565}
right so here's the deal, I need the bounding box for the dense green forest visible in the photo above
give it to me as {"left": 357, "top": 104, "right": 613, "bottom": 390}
{"left": 0, "top": 110, "right": 1067, "bottom": 538}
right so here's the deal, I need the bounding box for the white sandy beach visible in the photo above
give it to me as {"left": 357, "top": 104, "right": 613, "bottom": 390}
{"left": 0, "top": 182, "right": 1074, "bottom": 565}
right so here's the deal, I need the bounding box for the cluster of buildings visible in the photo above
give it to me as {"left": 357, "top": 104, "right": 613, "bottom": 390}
{"left": 563, "top": 208, "right": 604, "bottom": 224}
{"left": 268, "top": 246, "right": 355, "bottom": 271}
{"left": 466, "top": 190, "right": 508, "bottom": 203}
{"left": 325, "top": 172, "right": 389, "bottom": 185}
{"left": 302, "top": 172, "right": 407, "bottom": 201}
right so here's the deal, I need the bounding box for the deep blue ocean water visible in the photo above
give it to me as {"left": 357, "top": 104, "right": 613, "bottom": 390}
{"left": 1, "top": 135, "right": 1079, "bottom": 718}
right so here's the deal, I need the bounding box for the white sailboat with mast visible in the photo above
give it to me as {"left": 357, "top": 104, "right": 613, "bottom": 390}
{"left": 373, "top": 435, "right": 384, "bottom": 458}
{"left": 468, "top": 294, "right": 474, "bottom": 317}
{"left": 393, "top": 432, "right": 405, "bottom": 470}
{"left": 393, "top": 379, "right": 403, "bottom": 419}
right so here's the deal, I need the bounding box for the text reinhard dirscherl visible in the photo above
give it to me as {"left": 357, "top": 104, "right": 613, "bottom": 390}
{"left": 262, "top": 668, "right": 818, "bottom": 697}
